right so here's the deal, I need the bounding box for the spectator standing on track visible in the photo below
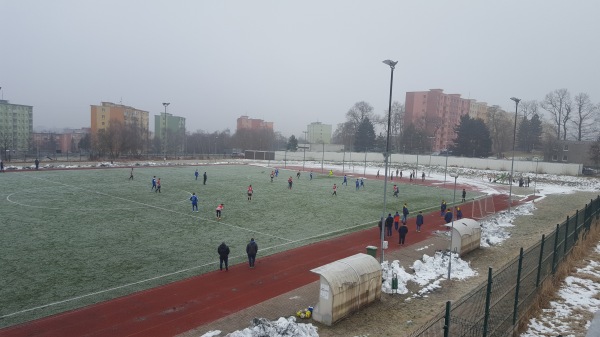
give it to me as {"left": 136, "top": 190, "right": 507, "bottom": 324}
{"left": 34, "top": 158, "right": 39, "bottom": 170}
{"left": 462, "top": 189, "right": 466, "bottom": 202}
{"left": 378, "top": 217, "right": 384, "bottom": 236}
{"left": 203, "top": 172, "right": 207, "bottom": 185}
{"left": 151, "top": 176, "right": 157, "bottom": 191}
{"left": 385, "top": 213, "right": 394, "bottom": 237}
{"left": 440, "top": 200, "right": 447, "bottom": 217}
{"left": 332, "top": 183, "right": 337, "bottom": 196}
{"left": 190, "top": 193, "right": 199, "bottom": 212}
{"left": 416, "top": 211, "right": 424, "bottom": 232}
{"left": 400, "top": 171, "right": 403, "bottom": 179}
{"left": 216, "top": 203, "right": 224, "bottom": 219}
{"left": 155, "top": 178, "right": 161, "bottom": 193}
{"left": 456, "top": 207, "right": 463, "bottom": 220}
{"left": 288, "top": 177, "right": 293, "bottom": 189}
{"left": 422, "top": 172, "right": 425, "bottom": 182}
{"left": 402, "top": 203, "right": 409, "bottom": 224}
{"left": 129, "top": 168, "right": 134, "bottom": 180}
{"left": 218, "top": 242, "right": 230, "bottom": 271}
{"left": 399, "top": 223, "right": 408, "bottom": 245}
{"left": 444, "top": 208, "right": 453, "bottom": 224}
{"left": 393, "top": 211, "right": 400, "bottom": 231}
{"left": 246, "top": 238, "right": 258, "bottom": 268}
{"left": 527, "top": 176, "right": 530, "bottom": 187}
{"left": 376, "top": 170, "right": 380, "bottom": 178}
{"left": 195, "top": 169, "right": 199, "bottom": 180}
{"left": 0, "top": 159, "right": 3, "bottom": 172}
{"left": 396, "top": 168, "right": 399, "bottom": 177}
{"left": 247, "top": 185, "right": 253, "bottom": 201}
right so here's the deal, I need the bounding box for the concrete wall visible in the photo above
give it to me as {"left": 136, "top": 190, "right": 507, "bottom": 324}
{"left": 274, "top": 151, "right": 583, "bottom": 176}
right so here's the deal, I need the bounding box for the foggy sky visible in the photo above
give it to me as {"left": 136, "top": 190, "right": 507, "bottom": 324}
{"left": 1, "top": 0, "right": 599, "bottom": 137}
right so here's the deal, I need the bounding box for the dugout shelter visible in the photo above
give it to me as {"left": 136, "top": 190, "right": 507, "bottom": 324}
{"left": 310, "top": 253, "right": 382, "bottom": 326}
{"left": 447, "top": 218, "right": 481, "bottom": 256}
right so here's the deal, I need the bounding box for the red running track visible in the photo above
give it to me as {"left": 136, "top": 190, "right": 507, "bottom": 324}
{"left": 0, "top": 169, "right": 521, "bottom": 337}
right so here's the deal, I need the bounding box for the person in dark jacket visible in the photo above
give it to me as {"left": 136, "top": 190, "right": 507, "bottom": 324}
{"left": 402, "top": 203, "right": 409, "bottom": 224}
{"left": 456, "top": 207, "right": 463, "bottom": 220}
{"left": 217, "top": 242, "right": 230, "bottom": 271}
{"left": 399, "top": 223, "right": 409, "bottom": 245}
{"left": 416, "top": 211, "right": 424, "bottom": 232}
{"left": 461, "top": 189, "right": 466, "bottom": 202}
{"left": 203, "top": 172, "right": 207, "bottom": 185}
{"left": 440, "top": 200, "right": 447, "bottom": 217}
{"left": 444, "top": 208, "right": 453, "bottom": 224}
{"left": 246, "top": 238, "right": 258, "bottom": 268}
{"left": 385, "top": 213, "right": 394, "bottom": 237}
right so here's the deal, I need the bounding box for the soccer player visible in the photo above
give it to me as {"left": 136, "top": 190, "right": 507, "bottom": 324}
{"left": 270, "top": 171, "right": 274, "bottom": 182}
{"left": 288, "top": 177, "right": 293, "bottom": 189}
{"left": 155, "top": 178, "right": 161, "bottom": 193}
{"left": 216, "top": 203, "right": 224, "bottom": 219}
{"left": 151, "top": 176, "right": 157, "bottom": 191}
{"left": 393, "top": 184, "right": 399, "bottom": 197}
{"left": 343, "top": 175, "right": 347, "bottom": 186}
{"left": 310, "top": 171, "right": 313, "bottom": 180}
{"left": 275, "top": 168, "right": 279, "bottom": 177}
{"left": 297, "top": 171, "right": 301, "bottom": 179}
{"left": 332, "top": 183, "right": 337, "bottom": 196}
{"left": 360, "top": 178, "right": 365, "bottom": 189}
{"left": 190, "top": 193, "right": 199, "bottom": 212}
{"left": 355, "top": 179, "right": 360, "bottom": 190}
{"left": 247, "top": 185, "right": 253, "bottom": 201}
{"left": 203, "top": 172, "right": 207, "bottom": 185}
{"left": 195, "top": 169, "right": 199, "bottom": 180}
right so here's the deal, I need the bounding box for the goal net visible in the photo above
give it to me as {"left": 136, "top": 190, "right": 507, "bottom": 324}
{"left": 471, "top": 195, "right": 496, "bottom": 220}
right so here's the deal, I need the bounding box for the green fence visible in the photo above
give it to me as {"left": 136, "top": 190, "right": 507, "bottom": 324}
{"left": 408, "top": 195, "right": 600, "bottom": 337}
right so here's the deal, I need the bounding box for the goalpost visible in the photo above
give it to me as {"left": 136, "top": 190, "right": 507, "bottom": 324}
{"left": 471, "top": 195, "right": 496, "bottom": 220}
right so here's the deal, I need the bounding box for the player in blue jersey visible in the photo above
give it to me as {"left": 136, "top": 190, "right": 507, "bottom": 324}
{"left": 151, "top": 176, "right": 157, "bottom": 191}
{"left": 190, "top": 193, "right": 199, "bottom": 212}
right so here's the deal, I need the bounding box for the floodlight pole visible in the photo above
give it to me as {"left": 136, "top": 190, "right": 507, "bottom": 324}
{"left": 447, "top": 173, "right": 458, "bottom": 279}
{"left": 380, "top": 59, "right": 397, "bottom": 263}
{"left": 508, "top": 97, "right": 520, "bottom": 213}
{"left": 534, "top": 157, "right": 539, "bottom": 197}
{"left": 162, "top": 102, "right": 170, "bottom": 161}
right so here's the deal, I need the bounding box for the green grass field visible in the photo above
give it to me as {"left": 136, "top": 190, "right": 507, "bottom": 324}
{"left": 0, "top": 164, "right": 472, "bottom": 327}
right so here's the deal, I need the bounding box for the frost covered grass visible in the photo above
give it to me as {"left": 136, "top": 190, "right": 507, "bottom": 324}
{"left": 0, "top": 164, "right": 460, "bottom": 327}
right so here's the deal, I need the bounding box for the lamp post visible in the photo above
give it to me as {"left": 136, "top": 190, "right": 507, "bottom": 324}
{"left": 162, "top": 102, "right": 170, "bottom": 161}
{"left": 447, "top": 173, "right": 459, "bottom": 279}
{"left": 380, "top": 59, "right": 398, "bottom": 263}
{"left": 303, "top": 130, "right": 308, "bottom": 171}
{"left": 534, "top": 157, "right": 539, "bottom": 197}
{"left": 508, "top": 97, "right": 520, "bottom": 213}
{"left": 428, "top": 136, "right": 435, "bottom": 177}
{"left": 443, "top": 143, "right": 449, "bottom": 186}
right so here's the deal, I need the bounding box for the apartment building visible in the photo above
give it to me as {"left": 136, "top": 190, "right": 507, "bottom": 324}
{"left": 306, "top": 122, "right": 332, "bottom": 144}
{"left": 236, "top": 116, "right": 273, "bottom": 132}
{"left": 0, "top": 99, "right": 33, "bottom": 155}
{"left": 90, "top": 102, "right": 149, "bottom": 135}
{"left": 405, "top": 89, "right": 487, "bottom": 152}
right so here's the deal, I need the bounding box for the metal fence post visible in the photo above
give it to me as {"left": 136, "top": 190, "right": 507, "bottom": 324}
{"left": 564, "top": 216, "right": 570, "bottom": 255}
{"left": 536, "top": 234, "right": 545, "bottom": 287}
{"left": 574, "top": 210, "right": 579, "bottom": 243}
{"left": 443, "top": 300, "right": 451, "bottom": 337}
{"left": 551, "top": 224, "right": 560, "bottom": 275}
{"left": 513, "top": 247, "right": 524, "bottom": 326}
{"left": 483, "top": 267, "right": 493, "bottom": 337}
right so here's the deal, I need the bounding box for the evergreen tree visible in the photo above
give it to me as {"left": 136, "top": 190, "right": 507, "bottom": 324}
{"left": 451, "top": 115, "right": 492, "bottom": 157}
{"left": 353, "top": 117, "right": 376, "bottom": 151}
{"left": 529, "top": 114, "right": 543, "bottom": 152}
{"left": 589, "top": 135, "right": 600, "bottom": 167}
{"left": 286, "top": 135, "right": 298, "bottom": 151}
{"left": 516, "top": 116, "right": 530, "bottom": 152}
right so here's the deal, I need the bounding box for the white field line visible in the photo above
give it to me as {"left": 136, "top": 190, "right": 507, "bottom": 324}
{"left": 1, "top": 218, "right": 378, "bottom": 319}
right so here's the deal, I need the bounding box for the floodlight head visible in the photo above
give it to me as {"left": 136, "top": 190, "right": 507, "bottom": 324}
{"left": 450, "top": 173, "right": 459, "bottom": 178}
{"left": 510, "top": 97, "right": 521, "bottom": 103}
{"left": 162, "top": 102, "right": 170, "bottom": 107}
{"left": 382, "top": 60, "right": 398, "bottom": 68}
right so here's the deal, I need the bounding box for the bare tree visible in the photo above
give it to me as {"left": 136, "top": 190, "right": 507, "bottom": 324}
{"left": 540, "top": 88, "right": 571, "bottom": 140}
{"left": 519, "top": 100, "right": 539, "bottom": 119}
{"left": 486, "top": 105, "right": 513, "bottom": 157}
{"left": 570, "top": 93, "right": 597, "bottom": 141}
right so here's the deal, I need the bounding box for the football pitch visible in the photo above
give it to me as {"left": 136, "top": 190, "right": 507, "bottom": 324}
{"left": 0, "top": 164, "right": 468, "bottom": 327}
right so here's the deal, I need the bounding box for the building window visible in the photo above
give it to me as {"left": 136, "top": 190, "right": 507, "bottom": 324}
{"left": 562, "top": 155, "right": 568, "bottom": 162}
{"left": 563, "top": 145, "right": 569, "bottom": 151}
{"left": 102, "top": 115, "right": 105, "bottom": 120}
{"left": 552, "top": 154, "right": 558, "bottom": 161}
{"left": 102, "top": 122, "right": 105, "bottom": 126}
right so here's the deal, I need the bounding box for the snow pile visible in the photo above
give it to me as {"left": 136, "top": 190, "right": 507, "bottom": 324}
{"left": 201, "top": 317, "right": 318, "bottom": 337}
{"left": 381, "top": 252, "right": 478, "bottom": 297}
{"left": 480, "top": 202, "right": 535, "bottom": 247}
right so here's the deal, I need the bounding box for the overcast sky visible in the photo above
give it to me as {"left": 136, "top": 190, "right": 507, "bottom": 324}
{"left": 1, "top": 0, "right": 599, "bottom": 137}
